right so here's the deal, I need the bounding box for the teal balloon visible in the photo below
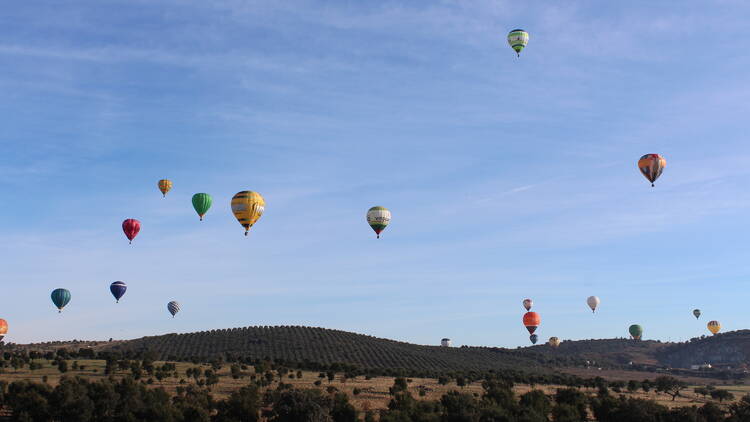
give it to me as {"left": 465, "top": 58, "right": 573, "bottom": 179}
{"left": 51, "top": 288, "right": 71, "bottom": 313}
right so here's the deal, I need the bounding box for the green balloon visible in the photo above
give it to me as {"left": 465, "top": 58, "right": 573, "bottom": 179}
{"left": 51, "top": 288, "right": 71, "bottom": 313}
{"left": 192, "top": 193, "right": 212, "bottom": 221}
{"left": 629, "top": 324, "right": 643, "bottom": 340}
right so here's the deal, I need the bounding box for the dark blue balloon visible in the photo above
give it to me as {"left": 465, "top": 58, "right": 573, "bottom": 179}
{"left": 110, "top": 281, "right": 127, "bottom": 303}
{"left": 529, "top": 334, "right": 538, "bottom": 344}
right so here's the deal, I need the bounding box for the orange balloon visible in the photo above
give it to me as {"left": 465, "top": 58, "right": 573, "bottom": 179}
{"left": 0, "top": 319, "right": 8, "bottom": 341}
{"left": 523, "top": 312, "right": 541, "bottom": 334}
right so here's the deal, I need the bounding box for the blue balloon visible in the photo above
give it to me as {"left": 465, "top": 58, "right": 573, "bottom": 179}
{"left": 51, "top": 288, "right": 71, "bottom": 313}
{"left": 110, "top": 281, "right": 127, "bottom": 303}
{"left": 529, "top": 334, "right": 538, "bottom": 344}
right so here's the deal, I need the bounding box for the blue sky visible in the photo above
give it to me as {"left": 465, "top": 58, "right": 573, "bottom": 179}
{"left": 2, "top": 1, "right": 750, "bottom": 347}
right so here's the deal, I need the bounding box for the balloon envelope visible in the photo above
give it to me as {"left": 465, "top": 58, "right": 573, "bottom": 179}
{"left": 122, "top": 219, "right": 141, "bottom": 244}
{"left": 110, "top": 281, "right": 127, "bottom": 303}
{"left": 192, "top": 193, "right": 212, "bottom": 221}
{"left": 523, "top": 312, "right": 541, "bottom": 334}
{"left": 231, "top": 191, "right": 265, "bottom": 236}
{"left": 507, "top": 29, "right": 529, "bottom": 56}
{"left": 693, "top": 309, "right": 701, "bottom": 319}
{"left": 587, "top": 296, "right": 600, "bottom": 313}
{"left": 51, "top": 288, "right": 71, "bottom": 312}
{"left": 366, "top": 206, "right": 391, "bottom": 238}
{"left": 548, "top": 337, "right": 560, "bottom": 348}
{"left": 522, "top": 298, "right": 533, "bottom": 311}
{"left": 168, "top": 301, "right": 180, "bottom": 317}
{"left": 158, "top": 179, "right": 172, "bottom": 197}
{"left": 629, "top": 324, "right": 643, "bottom": 340}
{"left": 638, "top": 154, "right": 666, "bottom": 186}
{"left": 0, "top": 319, "right": 7, "bottom": 342}
{"left": 707, "top": 320, "right": 721, "bottom": 335}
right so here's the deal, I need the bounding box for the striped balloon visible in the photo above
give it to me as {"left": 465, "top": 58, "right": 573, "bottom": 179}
{"left": 158, "top": 179, "right": 172, "bottom": 197}
{"left": 167, "top": 301, "right": 180, "bottom": 318}
{"left": 507, "top": 29, "right": 529, "bottom": 57}
{"left": 367, "top": 206, "right": 391, "bottom": 239}
{"left": 707, "top": 320, "right": 721, "bottom": 335}
{"left": 231, "top": 191, "right": 265, "bottom": 236}
{"left": 637, "top": 154, "right": 666, "bottom": 187}
{"left": 110, "top": 281, "right": 127, "bottom": 303}
{"left": 548, "top": 337, "right": 561, "bottom": 348}
{"left": 51, "top": 288, "right": 71, "bottom": 313}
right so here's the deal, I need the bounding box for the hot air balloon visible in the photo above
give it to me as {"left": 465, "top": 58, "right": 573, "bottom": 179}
{"left": 110, "top": 281, "right": 127, "bottom": 303}
{"left": 629, "top": 324, "right": 643, "bottom": 340}
{"left": 122, "top": 219, "right": 141, "bottom": 244}
{"left": 522, "top": 298, "right": 533, "bottom": 311}
{"left": 192, "top": 193, "right": 212, "bottom": 221}
{"left": 707, "top": 320, "right": 721, "bottom": 335}
{"left": 366, "top": 206, "right": 391, "bottom": 238}
{"left": 530, "top": 334, "right": 538, "bottom": 344}
{"left": 441, "top": 338, "right": 451, "bottom": 347}
{"left": 51, "top": 288, "right": 71, "bottom": 313}
{"left": 523, "top": 312, "right": 541, "bottom": 335}
{"left": 587, "top": 296, "right": 600, "bottom": 313}
{"left": 158, "top": 179, "right": 172, "bottom": 197}
{"left": 167, "top": 301, "right": 180, "bottom": 318}
{"left": 693, "top": 309, "right": 701, "bottom": 319}
{"left": 548, "top": 337, "right": 560, "bottom": 348}
{"left": 231, "top": 191, "right": 265, "bottom": 236}
{"left": 0, "top": 319, "right": 7, "bottom": 342}
{"left": 638, "top": 154, "right": 666, "bottom": 187}
{"left": 507, "top": 29, "right": 529, "bottom": 57}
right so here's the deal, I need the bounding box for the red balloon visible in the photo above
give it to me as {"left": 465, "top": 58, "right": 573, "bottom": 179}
{"left": 122, "top": 219, "right": 141, "bottom": 244}
{"left": 523, "top": 312, "right": 541, "bottom": 334}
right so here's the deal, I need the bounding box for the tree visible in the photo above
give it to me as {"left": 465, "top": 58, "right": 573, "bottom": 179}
{"left": 553, "top": 388, "right": 588, "bottom": 421}
{"left": 231, "top": 364, "right": 243, "bottom": 380}
{"left": 215, "top": 384, "right": 261, "bottom": 422}
{"left": 456, "top": 376, "right": 466, "bottom": 388}
{"left": 695, "top": 387, "right": 711, "bottom": 399}
{"left": 710, "top": 389, "right": 734, "bottom": 403}
{"left": 57, "top": 360, "right": 68, "bottom": 373}
{"left": 654, "top": 376, "right": 687, "bottom": 401}
{"left": 627, "top": 380, "right": 640, "bottom": 393}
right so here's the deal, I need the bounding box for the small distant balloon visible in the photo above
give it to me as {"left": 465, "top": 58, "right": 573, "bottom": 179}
{"left": 51, "top": 288, "right": 71, "bottom": 313}
{"left": 638, "top": 154, "right": 666, "bottom": 187}
{"left": 507, "top": 29, "right": 529, "bottom": 57}
{"left": 629, "top": 324, "right": 643, "bottom": 340}
{"left": 0, "top": 319, "right": 7, "bottom": 342}
{"left": 110, "top": 281, "right": 127, "bottom": 303}
{"left": 523, "top": 311, "right": 541, "bottom": 335}
{"left": 522, "top": 298, "right": 533, "bottom": 311}
{"left": 693, "top": 309, "right": 701, "bottom": 319}
{"left": 548, "top": 337, "right": 560, "bottom": 348}
{"left": 529, "top": 334, "right": 538, "bottom": 344}
{"left": 122, "top": 219, "right": 141, "bottom": 244}
{"left": 587, "top": 296, "right": 600, "bottom": 313}
{"left": 366, "top": 206, "right": 391, "bottom": 238}
{"left": 192, "top": 193, "right": 212, "bottom": 221}
{"left": 441, "top": 338, "right": 451, "bottom": 347}
{"left": 158, "top": 179, "right": 172, "bottom": 197}
{"left": 168, "top": 301, "right": 180, "bottom": 318}
{"left": 707, "top": 320, "right": 721, "bottom": 335}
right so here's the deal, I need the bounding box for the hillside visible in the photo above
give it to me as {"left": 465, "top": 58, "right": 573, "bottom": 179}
{"left": 10, "top": 326, "right": 750, "bottom": 376}
{"left": 95, "top": 326, "right": 562, "bottom": 375}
